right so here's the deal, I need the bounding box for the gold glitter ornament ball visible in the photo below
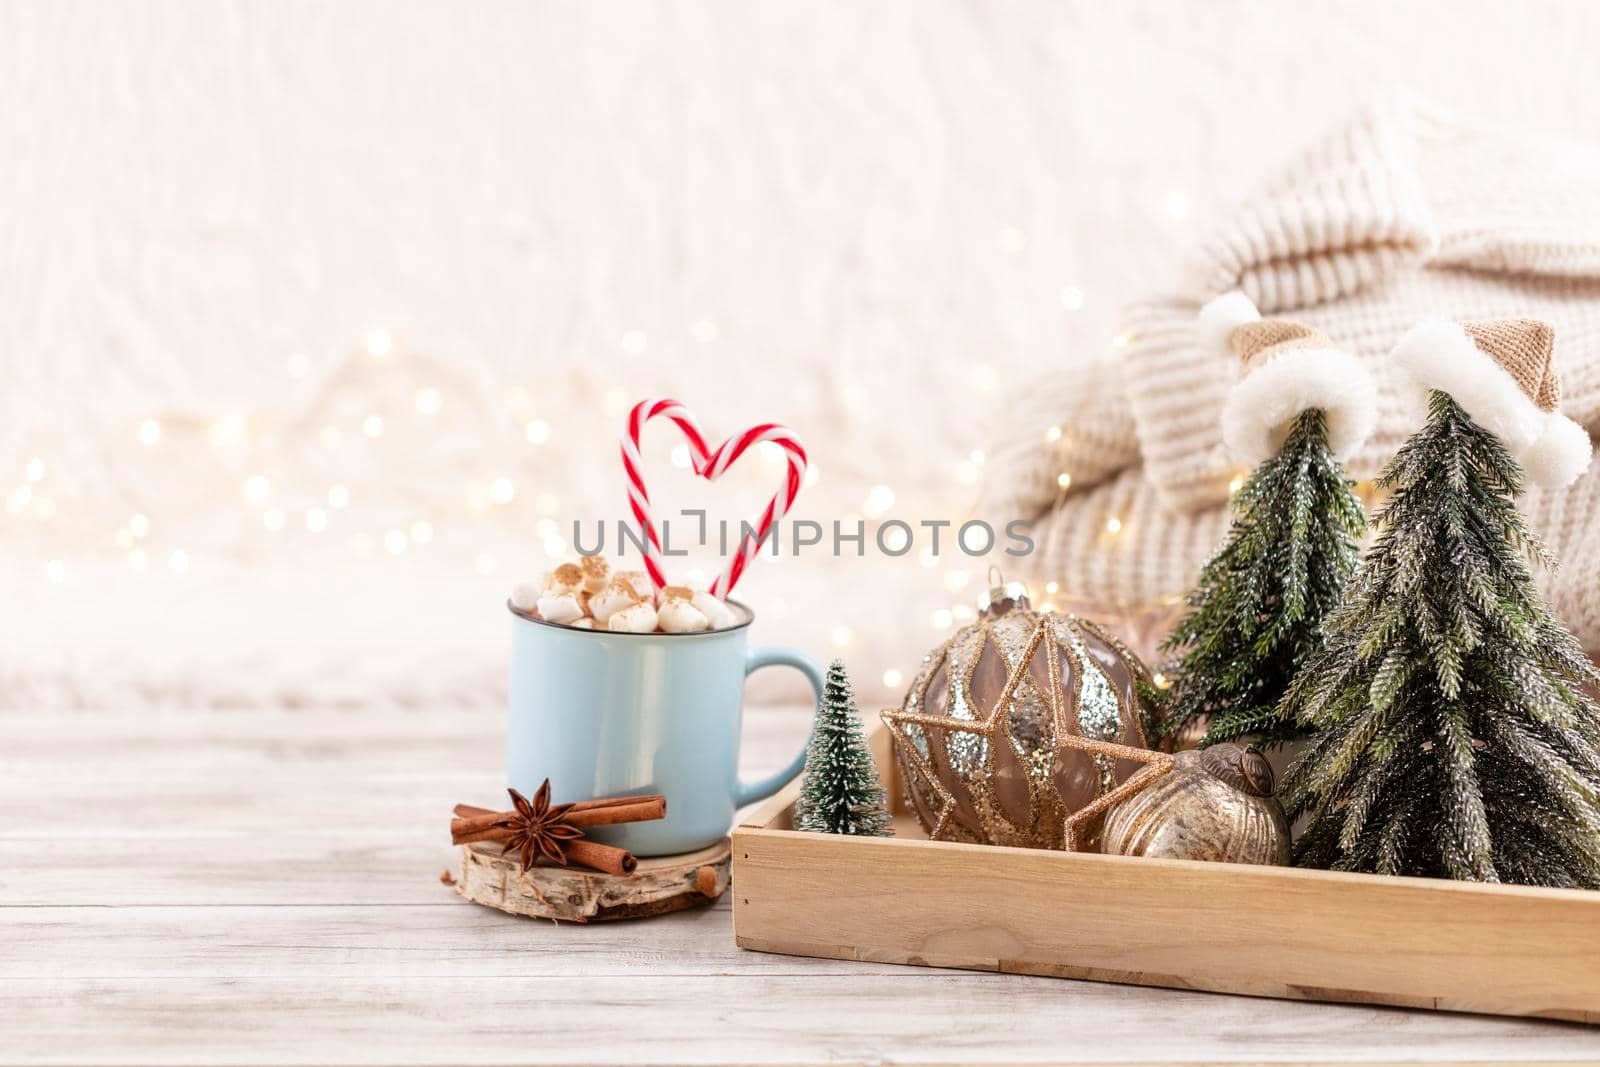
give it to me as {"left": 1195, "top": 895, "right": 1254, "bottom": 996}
{"left": 882, "top": 579, "right": 1166, "bottom": 850}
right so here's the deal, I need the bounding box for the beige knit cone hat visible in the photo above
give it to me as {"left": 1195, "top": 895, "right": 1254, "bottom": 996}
{"left": 1392, "top": 316, "right": 1592, "bottom": 488}
{"left": 1199, "top": 291, "right": 1378, "bottom": 467}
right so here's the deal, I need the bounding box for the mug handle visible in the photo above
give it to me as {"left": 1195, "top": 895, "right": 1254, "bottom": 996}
{"left": 735, "top": 645, "right": 823, "bottom": 807}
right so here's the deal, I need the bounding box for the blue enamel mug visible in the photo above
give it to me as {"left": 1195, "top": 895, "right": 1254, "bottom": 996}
{"left": 507, "top": 600, "right": 821, "bottom": 856}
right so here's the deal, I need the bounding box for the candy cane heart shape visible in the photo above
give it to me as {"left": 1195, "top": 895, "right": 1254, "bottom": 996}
{"left": 701, "top": 424, "right": 807, "bottom": 599}
{"left": 618, "top": 400, "right": 808, "bottom": 600}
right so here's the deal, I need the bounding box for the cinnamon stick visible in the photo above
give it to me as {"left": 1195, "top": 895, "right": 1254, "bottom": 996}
{"left": 564, "top": 838, "right": 637, "bottom": 876}
{"left": 564, "top": 797, "right": 666, "bottom": 828}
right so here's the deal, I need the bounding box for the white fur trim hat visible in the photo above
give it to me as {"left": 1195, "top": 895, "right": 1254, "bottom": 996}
{"left": 1391, "top": 317, "right": 1592, "bottom": 488}
{"left": 1200, "top": 291, "right": 1378, "bottom": 467}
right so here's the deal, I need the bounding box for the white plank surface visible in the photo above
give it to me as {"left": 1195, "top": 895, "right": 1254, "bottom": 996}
{"left": 4, "top": 704, "right": 1600, "bottom": 1065}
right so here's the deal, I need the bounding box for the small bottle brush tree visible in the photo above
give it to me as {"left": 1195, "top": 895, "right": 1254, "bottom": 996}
{"left": 1160, "top": 293, "right": 1376, "bottom": 749}
{"left": 796, "top": 660, "right": 893, "bottom": 837}
{"left": 1281, "top": 317, "right": 1600, "bottom": 887}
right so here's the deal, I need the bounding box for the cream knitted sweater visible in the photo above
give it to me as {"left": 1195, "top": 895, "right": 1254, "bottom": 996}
{"left": 986, "top": 94, "right": 1600, "bottom": 646}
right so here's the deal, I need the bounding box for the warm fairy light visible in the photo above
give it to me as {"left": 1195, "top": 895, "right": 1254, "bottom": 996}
{"left": 543, "top": 534, "right": 567, "bottom": 558}
{"left": 969, "top": 449, "right": 985, "bottom": 466}
{"left": 263, "top": 507, "right": 286, "bottom": 532}
{"left": 129, "top": 513, "right": 150, "bottom": 538}
{"left": 1112, "top": 332, "right": 1130, "bottom": 349}
{"left": 128, "top": 548, "right": 148, "bottom": 571}
{"left": 951, "top": 604, "right": 976, "bottom": 623}
{"left": 1046, "top": 425, "right": 1062, "bottom": 442}
{"left": 46, "top": 560, "right": 64, "bottom": 583}
{"left": 670, "top": 444, "right": 692, "bottom": 469}
{"left": 525, "top": 419, "right": 551, "bottom": 445}
{"left": 831, "top": 625, "right": 854, "bottom": 647}
{"left": 414, "top": 388, "right": 443, "bottom": 415}
{"left": 319, "top": 426, "right": 342, "bottom": 450}
{"left": 1105, "top": 516, "right": 1123, "bottom": 534}
{"left": 169, "top": 549, "right": 189, "bottom": 572}
{"left": 475, "top": 551, "right": 497, "bottom": 576}
{"left": 1153, "top": 672, "right": 1172, "bottom": 689}
{"left": 489, "top": 478, "right": 515, "bottom": 505}
{"left": 328, "top": 484, "right": 350, "bottom": 508}
{"left": 1045, "top": 580, "right": 1060, "bottom": 595}
{"left": 1040, "top": 602, "right": 1056, "bottom": 614}
{"left": 305, "top": 508, "right": 329, "bottom": 533}
{"left": 24, "top": 458, "right": 44, "bottom": 482}
{"left": 1057, "top": 472, "right": 1072, "bottom": 490}
{"left": 115, "top": 527, "right": 135, "bottom": 550}
{"left": 383, "top": 529, "right": 408, "bottom": 555}
{"left": 620, "top": 330, "right": 648, "bottom": 354}
{"left": 244, "top": 475, "right": 271, "bottom": 505}
{"left": 759, "top": 441, "right": 785, "bottom": 466}
{"left": 1228, "top": 473, "right": 1246, "bottom": 496}
{"left": 932, "top": 608, "right": 954, "bottom": 629}
{"left": 210, "top": 413, "right": 245, "bottom": 447}
{"left": 944, "top": 571, "right": 969, "bottom": 592}
{"left": 882, "top": 669, "right": 904, "bottom": 689}
{"left": 409, "top": 519, "right": 433, "bottom": 545}
{"left": 692, "top": 318, "right": 719, "bottom": 343}
{"left": 7, "top": 486, "right": 31, "bottom": 513}
{"left": 1059, "top": 285, "right": 1086, "bottom": 311}
{"left": 138, "top": 419, "right": 162, "bottom": 446}
{"left": 362, "top": 415, "right": 384, "bottom": 438}
{"left": 918, "top": 548, "right": 938, "bottom": 569}
{"left": 365, "top": 329, "right": 393, "bottom": 357}
{"left": 863, "top": 484, "right": 896, "bottom": 518}
{"left": 286, "top": 353, "right": 310, "bottom": 379}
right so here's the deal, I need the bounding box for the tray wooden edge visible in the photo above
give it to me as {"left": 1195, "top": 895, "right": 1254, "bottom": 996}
{"left": 731, "top": 722, "right": 1600, "bottom": 1025}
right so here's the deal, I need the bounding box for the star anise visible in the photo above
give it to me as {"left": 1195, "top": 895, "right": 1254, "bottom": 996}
{"left": 500, "top": 780, "right": 585, "bottom": 874}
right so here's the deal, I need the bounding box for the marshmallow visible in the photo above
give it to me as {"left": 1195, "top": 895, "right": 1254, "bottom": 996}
{"left": 691, "top": 590, "right": 739, "bottom": 631}
{"left": 608, "top": 600, "right": 658, "bottom": 633}
{"left": 615, "top": 570, "right": 654, "bottom": 601}
{"left": 578, "top": 555, "right": 610, "bottom": 593}
{"left": 545, "top": 562, "right": 585, "bottom": 598}
{"left": 657, "top": 594, "right": 710, "bottom": 633}
{"left": 536, "top": 593, "right": 586, "bottom": 625}
{"left": 566, "top": 616, "right": 595, "bottom": 630}
{"left": 509, "top": 581, "right": 541, "bottom": 612}
{"left": 589, "top": 578, "right": 642, "bottom": 624}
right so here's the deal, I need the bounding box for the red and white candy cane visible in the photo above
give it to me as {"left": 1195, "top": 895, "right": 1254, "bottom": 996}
{"left": 620, "top": 398, "right": 710, "bottom": 593}
{"left": 618, "top": 398, "right": 808, "bottom": 600}
{"left": 702, "top": 424, "right": 807, "bottom": 599}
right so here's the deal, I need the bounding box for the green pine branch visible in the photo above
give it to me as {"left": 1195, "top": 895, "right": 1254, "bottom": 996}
{"left": 1159, "top": 409, "right": 1366, "bottom": 749}
{"left": 796, "top": 660, "right": 893, "bottom": 837}
{"left": 1280, "top": 391, "right": 1600, "bottom": 887}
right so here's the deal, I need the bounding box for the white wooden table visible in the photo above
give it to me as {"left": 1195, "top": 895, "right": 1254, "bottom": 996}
{"left": 6, "top": 703, "right": 1600, "bottom": 1065}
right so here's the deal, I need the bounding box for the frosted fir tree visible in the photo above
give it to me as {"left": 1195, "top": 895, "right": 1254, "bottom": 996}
{"left": 1282, "top": 316, "right": 1600, "bottom": 887}
{"left": 796, "top": 660, "right": 893, "bottom": 837}
{"left": 1161, "top": 293, "right": 1375, "bottom": 749}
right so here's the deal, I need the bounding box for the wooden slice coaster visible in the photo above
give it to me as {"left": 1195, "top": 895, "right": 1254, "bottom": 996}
{"left": 451, "top": 836, "right": 731, "bottom": 923}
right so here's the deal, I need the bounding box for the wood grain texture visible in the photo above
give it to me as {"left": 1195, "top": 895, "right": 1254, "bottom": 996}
{"left": 5, "top": 703, "right": 1600, "bottom": 1065}
{"left": 735, "top": 724, "right": 1600, "bottom": 1024}
{"left": 452, "top": 838, "right": 730, "bottom": 922}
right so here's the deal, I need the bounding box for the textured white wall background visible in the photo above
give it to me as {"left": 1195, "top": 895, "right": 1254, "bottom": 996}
{"left": 4, "top": 1, "right": 1599, "bottom": 707}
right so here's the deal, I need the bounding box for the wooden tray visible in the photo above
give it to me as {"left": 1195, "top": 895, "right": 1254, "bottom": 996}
{"left": 732, "top": 723, "right": 1600, "bottom": 1023}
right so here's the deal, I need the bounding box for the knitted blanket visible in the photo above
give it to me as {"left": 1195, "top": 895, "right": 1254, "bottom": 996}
{"left": 985, "top": 93, "right": 1600, "bottom": 647}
